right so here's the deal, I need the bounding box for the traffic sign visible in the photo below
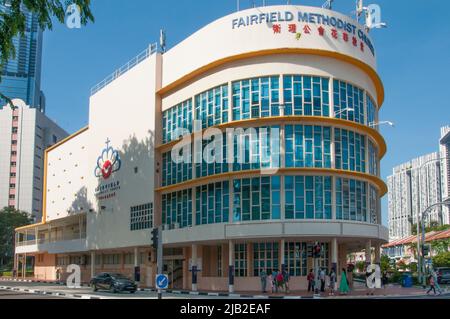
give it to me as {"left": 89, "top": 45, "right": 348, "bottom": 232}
{"left": 155, "top": 274, "right": 169, "bottom": 290}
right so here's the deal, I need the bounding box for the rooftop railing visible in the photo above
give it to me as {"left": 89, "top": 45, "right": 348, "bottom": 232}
{"left": 90, "top": 42, "right": 159, "bottom": 96}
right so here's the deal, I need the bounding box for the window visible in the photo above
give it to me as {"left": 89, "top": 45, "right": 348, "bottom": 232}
{"left": 11, "top": 151, "right": 17, "bottom": 156}
{"left": 12, "top": 116, "right": 19, "bottom": 121}
{"left": 162, "top": 99, "right": 192, "bottom": 144}
{"left": 9, "top": 195, "right": 15, "bottom": 200}
{"left": 253, "top": 243, "right": 279, "bottom": 276}
{"left": 162, "top": 148, "right": 192, "bottom": 187}
{"left": 369, "top": 186, "right": 378, "bottom": 224}
{"left": 285, "top": 242, "right": 307, "bottom": 276}
{"left": 103, "top": 254, "right": 120, "bottom": 265}
{"left": 367, "top": 94, "right": 378, "bottom": 127}
{"left": 10, "top": 173, "right": 16, "bottom": 177}
{"left": 285, "top": 125, "right": 331, "bottom": 168}
{"left": 285, "top": 176, "right": 332, "bottom": 220}
{"left": 124, "top": 253, "right": 134, "bottom": 265}
{"left": 335, "top": 128, "right": 366, "bottom": 173}
{"left": 11, "top": 162, "right": 16, "bottom": 167}
{"left": 53, "top": 135, "right": 58, "bottom": 144}
{"left": 283, "top": 75, "right": 330, "bottom": 116}
{"left": 233, "top": 176, "right": 281, "bottom": 222}
{"left": 195, "top": 84, "right": 229, "bottom": 129}
{"left": 12, "top": 127, "right": 18, "bottom": 133}
{"left": 195, "top": 181, "right": 229, "bottom": 225}
{"left": 232, "top": 126, "right": 280, "bottom": 172}
{"left": 234, "top": 244, "right": 247, "bottom": 277}
{"left": 162, "top": 189, "right": 192, "bottom": 229}
{"left": 335, "top": 178, "right": 367, "bottom": 222}
{"left": 333, "top": 80, "right": 365, "bottom": 125}
{"left": 9, "top": 184, "right": 16, "bottom": 188}
{"left": 368, "top": 140, "right": 378, "bottom": 176}
{"left": 195, "top": 133, "right": 229, "bottom": 178}
{"left": 11, "top": 140, "right": 17, "bottom": 145}
{"left": 232, "top": 76, "right": 280, "bottom": 120}
{"left": 130, "top": 203, "right": 153, "bottom": 231}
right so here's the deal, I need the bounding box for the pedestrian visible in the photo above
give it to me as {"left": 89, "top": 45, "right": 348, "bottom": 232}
{"left": 56, "top": 268, "right": 61, "bottom": 283}
{"left": 382, "top": 271, "right": 388, "bottom": 289}
{"left": 260, "top": 269, "right": 267, "bottom": 293}
{"left": 282, "top": 269, "right": 290, "bottom": 293}
{"left": 426, "top": 274, "right": 436, "bottom": 296}
{"left": 431, "top": 270, "right": 442, "bottom": 295}
{"left": 307, "top": 269, "right": 315, "bottom": 292}
{"left": 272, "top": 270, "right": 279, "bottom": 293}
{"left": 329, "top": 269, "right": 336, "bottom": 296}
{"left": 339, "top": 268, "right": 350, "bottom": 295}
{"left": 276, "top": 271, "right": 284, "bottom": 292}
{"left": 267, "top": 270, "right": 274, "bottom": 293}
{"left": 320, "top": 268, "right": 326, "bottom": 292}
{"left": 365, "top": 269, "right": 375, "bottom": 296}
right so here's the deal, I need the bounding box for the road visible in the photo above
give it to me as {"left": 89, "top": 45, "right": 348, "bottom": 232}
{"left": 0, "top": 281, "right": 449, "bottom": 300}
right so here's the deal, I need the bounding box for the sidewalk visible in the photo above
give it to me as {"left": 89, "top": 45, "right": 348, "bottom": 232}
{"left": 1, "top": 277, "right": 447, "bottom": 299}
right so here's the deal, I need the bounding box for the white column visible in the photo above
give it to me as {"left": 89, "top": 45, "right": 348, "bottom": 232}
{"left": 331, "top": 238, "right": 338, "bottom": 271}
{"left": 134, "top": 247, "right": 139, "bottom": 267}
{"left": 280, "top": 239, "right": 286, "bottom": 271}
{"left": 228, "top": 240, "right": 235, "bottom": 293}
{"left": 365, "top": 240, "right": 372, "bottom": 267}
{"left": 90, "top": 251, "right": 95, "bottom": 278}
{"left": 191, "top": 244, "right": 198, "bottom": 292}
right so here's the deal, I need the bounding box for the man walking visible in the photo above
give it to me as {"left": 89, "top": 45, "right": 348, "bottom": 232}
{"left": 320, "top": 268, "right": 326, "bottom": 292}
{"left": 260, "top": 269, "right": 268, "bottom": 293}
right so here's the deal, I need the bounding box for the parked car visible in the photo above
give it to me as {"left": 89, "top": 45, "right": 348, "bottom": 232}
{"left": 435, "top": 267, "right": 450, "bottom": 284}
{"left": 90, "top": 273, "right": 137, "bottom": 293}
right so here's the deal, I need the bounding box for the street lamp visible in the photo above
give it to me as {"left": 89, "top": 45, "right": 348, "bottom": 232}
{"left": 334, "top": 107, "right": 354, "bottom": 118}
{"left": 369, "top": 121, "right": 395, "bottom": 128}
{"left": 414, "top": 156, "right": 448, "bottom": 286}
{"left": 418, "top": 196, "right": 450, "bottom": 286}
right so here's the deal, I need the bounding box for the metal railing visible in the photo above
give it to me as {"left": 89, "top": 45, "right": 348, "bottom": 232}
{"left": 90, "top": 43, "right": 160, "bottom": 96}
{"left": 17, "top": 233, "right": 87, "bottom": 247}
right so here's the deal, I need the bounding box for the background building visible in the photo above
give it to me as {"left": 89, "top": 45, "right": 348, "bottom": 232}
{"left": 0, "top": 3, "right": 45, "bottom": 112}
{"left": 0, "top": 99, "right": 67, "bottom": 221}
{"left": 388, "top": 126, "right": 450, "bottom": 240}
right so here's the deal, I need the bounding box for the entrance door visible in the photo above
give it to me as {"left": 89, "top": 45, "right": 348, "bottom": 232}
{"left": 163, "top": 259, "right": 183, "bottom": 289}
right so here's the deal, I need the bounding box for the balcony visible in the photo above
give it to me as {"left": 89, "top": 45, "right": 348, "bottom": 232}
{"left": 15, "top": 233, "right": 88, "bottom": 254}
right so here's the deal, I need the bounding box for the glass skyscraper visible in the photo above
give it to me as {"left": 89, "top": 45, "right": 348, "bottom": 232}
{"left": 0, "top": 3, "right": 45, "bottom": 112}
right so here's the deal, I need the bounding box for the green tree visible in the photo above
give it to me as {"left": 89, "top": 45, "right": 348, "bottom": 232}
{"left": 380, "top": 255, "right": 391, "bottom": 272}
{"left": 0, "top": 207, "right": 32, "bottom": 269}
{"left": 431, "top": 239, "right": 450, "bottom": 255}
{"left": 432, "top": 252, "right": 450, "bottom": 268}
{"left": 0, "top": 0, "right": 94, "bottom": 106}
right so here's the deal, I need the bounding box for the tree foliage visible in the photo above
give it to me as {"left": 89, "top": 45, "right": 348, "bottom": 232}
{"left": 0, "top": 0, "right": 94, "bottom": 106}
{"left": 432, "top": 252, "right": 450, "bottom": 268}
{"left": 0, "top": 207, "right": 32, "bottom": 269}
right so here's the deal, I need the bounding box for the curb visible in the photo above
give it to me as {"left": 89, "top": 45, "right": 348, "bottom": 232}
{"left": 0, "top": 285, "right": 101, "bottom": 299}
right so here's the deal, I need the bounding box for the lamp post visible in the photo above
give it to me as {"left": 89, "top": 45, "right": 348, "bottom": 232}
{"left": 418, "top": 197, "right": 450, "bottom": 286}
{"left": 414, "top": 156, "right": 448, "bottom": 285}
{"left": 369, "top": 121, "right": 395, "bottom": 129}
{"left": 334, "top": 107, "right": 354, "bottom": 118}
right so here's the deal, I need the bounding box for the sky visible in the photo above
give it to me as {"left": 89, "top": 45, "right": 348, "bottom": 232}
{"left": 40, "top": 0, "right": 450, "bottom": 227}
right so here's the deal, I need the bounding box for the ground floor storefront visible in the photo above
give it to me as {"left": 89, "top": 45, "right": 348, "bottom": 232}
{"left": 17, "top": 237, "right": 382, "bottom": 292}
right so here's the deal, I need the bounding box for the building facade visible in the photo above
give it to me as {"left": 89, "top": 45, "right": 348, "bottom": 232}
{"left": 0, "top": 3, "right": 45, "bottom": 112}
{"left": 0, "top": 99, "right": 67, "bottom": 220}
{"left": 388, "top": 127, "right": 450, "bottom": 240}
{"left": 15, "top": 5, "right": 389, "bottom": 292}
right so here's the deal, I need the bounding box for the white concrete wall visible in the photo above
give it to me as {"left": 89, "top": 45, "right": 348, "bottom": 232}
{"left": 45, "top": 129, "right": 91, "bottom": 222}
{"left": 86, "top": 53, "right": 161, "bottom": 250}
{"left": 0, "top": 106, "right": 13, "bottom": 209}
{"left": 162, "top": 5, "right": 377, "bottom": 88}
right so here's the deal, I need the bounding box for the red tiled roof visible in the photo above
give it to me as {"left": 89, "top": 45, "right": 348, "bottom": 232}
{"left": 383, "top": 230, "right": 450, "bottom": 248}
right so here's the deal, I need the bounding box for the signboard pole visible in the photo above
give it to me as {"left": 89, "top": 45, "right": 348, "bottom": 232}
{"left": 157, "top": 226, "right": 163, "bottom": 299}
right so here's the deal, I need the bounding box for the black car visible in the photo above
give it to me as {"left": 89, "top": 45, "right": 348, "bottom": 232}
{"left": 90, "top": 273, "right": 137, "bottom": 293}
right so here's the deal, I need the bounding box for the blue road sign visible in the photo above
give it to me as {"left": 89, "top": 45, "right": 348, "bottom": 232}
{"left": 155, "top": 274, "right": 169, "bottom": 290}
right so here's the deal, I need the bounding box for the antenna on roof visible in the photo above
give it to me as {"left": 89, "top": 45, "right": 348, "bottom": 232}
{"left": 322, "top": 0, "right": 334, "bottom": 10}
{"left": 159, "top": 29, "right": 166, "bottom": 53}
{"left": 236, "top": 0, "right": 240, "bottom": 11}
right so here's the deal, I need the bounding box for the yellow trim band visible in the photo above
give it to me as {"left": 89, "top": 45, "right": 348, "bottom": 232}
{"left": 155, "top": 168, "right": 388, "bottom": 197}
{"left": 157, "top": 48, "right": 385, "bottom": 108}
{"left": 157, "top": 116, "right": 387, "bottom": 159}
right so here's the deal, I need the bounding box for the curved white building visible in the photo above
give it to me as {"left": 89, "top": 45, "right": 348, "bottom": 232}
{"left": 15, "top": 5, "right": 388, "bottom": 292}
